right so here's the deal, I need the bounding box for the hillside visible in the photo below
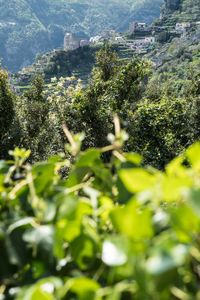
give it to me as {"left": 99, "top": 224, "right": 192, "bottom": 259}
{"left": 12, "top": 46, "right": 100, "bottom": 90}
{"left": 159, "top": 0, "right": 200, "bottom": 25}
{"left": 12, "top": 43, "right": 137, "bottom": 90}
{"left": 13, "top": 0, "right": 200, "bottom": 90}
{"left": 1, "top": 1, "right": 200, "bottom": 298}
{"left": 0, "top": 0, "right": 163, "bottom": 71}
{"left": 148, "top": 0, "right": 200, "bottom": 96}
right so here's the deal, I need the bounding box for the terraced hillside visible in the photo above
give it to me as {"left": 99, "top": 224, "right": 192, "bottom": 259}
{"left": 0, "top": 0, "right": 163, "bottom": 71}
{"left": 12, "top": 46, "right": 100, "bottom": 89}
{"left": 12, "top": 43, "right": 136, "bottom": 91}
{"left": 160, "top": 0, "right": 200, "bottom": 25}
{"left": 13, "top": 0, "right": 200, "bottom": 93}
{"left": 146, "top": 0, "right": 200, "bottom": 98}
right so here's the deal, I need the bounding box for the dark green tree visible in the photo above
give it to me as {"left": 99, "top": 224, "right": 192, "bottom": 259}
{"left": 24, "top": 74, "right": 45, "bottom": 103}
{"left": 0, "top": 70, "right": 16, "bottom": 157}
{"left": 18, "top": 74, "right": 50, "bottom": 160}
{"left": 93, "top": 43, "right": 118, "bottom": 82}
{"left": 129, "top": 96, "right": 194, "bottom": 168}
{"left": 69, "top": 49, "right": 149, "bottom": 153}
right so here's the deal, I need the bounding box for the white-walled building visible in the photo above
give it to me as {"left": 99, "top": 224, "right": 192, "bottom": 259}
{"left": 144, "top": 36, "right": 156, "bottom": 44}
{"left": 175, "top": 22, "right": 191, "bottom": 33}
{"left": 115, "top": 36, "right": 125, "bottom": 43}
{"left": 90, "top": 36, "right": 102, "bottom": 44}
{"left": 80, "top": 39, "right": 90, "bottom": 47}
{"left": 129, "top": 37, "right": 155, "bottom": 47}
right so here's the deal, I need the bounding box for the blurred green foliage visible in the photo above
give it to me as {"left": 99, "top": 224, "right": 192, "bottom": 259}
{"left": 0, "top": 1, "right": 199, "bottom": 299}
{"left": 1, "top": 125, "right": 200, "bottom": 299}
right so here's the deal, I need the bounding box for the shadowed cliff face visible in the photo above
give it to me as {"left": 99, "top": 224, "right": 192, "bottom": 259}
{"left": 164, "top": 0, "right": 181, "bottom": 11}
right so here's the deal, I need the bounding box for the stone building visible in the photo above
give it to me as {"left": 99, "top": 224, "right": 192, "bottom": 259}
{"left": 129, "top": 22, "right": 152, "bottom": 35}
{"left": 64, "top": 33, "right": 80, "bottom": 51}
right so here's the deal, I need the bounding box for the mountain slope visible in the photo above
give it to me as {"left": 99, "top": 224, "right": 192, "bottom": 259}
{"left": 160, "top": 0, "right": 200, "bottom": 25}
{"left": 146, "top": 0, "right": 200, "bottom": 98}
{"left": 0, "top": 0, "right": 163, "bottom": 71}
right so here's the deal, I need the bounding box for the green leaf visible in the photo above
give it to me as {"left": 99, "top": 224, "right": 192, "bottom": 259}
{"left": 119, "top": 168, "right": 157, "bottom": 193}
{"left": 110, "top": 200, "right": 153, "bottom": 240}
{"left": 70, "top": 234, "right": 97, "bottom": 270}
{"left": 146, "top": 244, "right": 189, "bottom": 276}
{"left": 60, "top": 277, "right": 100, "bottom": 300}
{"left": 76, "top": 149, "right": 101, "bottom": 168}
{"left": 124, "top": 153, "right": 143, "bottom": 165}
{"left": 17, "top": 277, "right": 62, "bottom": 300}
{"left": 186, "top": 142, "right": 200, "bottom": 170}
{"left": 65, "top": 167, "right": 90, "bottom": 188}
{"left": 170, "top": 203, "right": 200, "bottom": 242}
{"left": 32, "top": 162, "right": 55, "bottom": 194}
{"left": 23, "top": 225, "right": 54, "bottom": 264}
{"left": 187, "top": 188, "right": 200, "bottom": 217}
{"left": 161, "top": 174, "right": 192, "bottom": 202}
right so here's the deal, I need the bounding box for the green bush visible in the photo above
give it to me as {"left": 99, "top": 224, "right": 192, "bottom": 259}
{"left": 1, "top": 124, "right": 200, "bottom": 299}
{"left": 129, "top": 96, "right": 195, "bottom": 168}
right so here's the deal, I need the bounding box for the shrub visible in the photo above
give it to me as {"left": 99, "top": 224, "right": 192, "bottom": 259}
{"left": 1, "top": 125, "right": 200, "bottom": 299}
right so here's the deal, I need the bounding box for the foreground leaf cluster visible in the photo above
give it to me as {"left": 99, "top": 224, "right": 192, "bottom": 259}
{"left": 1, "top": 138, "right": 200, "bottom": 299}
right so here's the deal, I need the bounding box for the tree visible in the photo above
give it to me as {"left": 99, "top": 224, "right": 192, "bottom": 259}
{"left": 111, "top": 58, "right": 150, "bottom": 113}
{"left": 17, "top": 74, "right": 50, "bottom": 161}
{"left": 24, "top": 74, "right": 45, "bottom": 103}
{"left": 71, "top": 49, "right": 149, "bottom": 151}
{"left": 129, "top": 96, "right": 194, "bottom": 168}
{"left": 0, "top": 70, "right": 16, "bottom": 157}
{"left": 93, "top": 43, "right": 119, "bottom": 82}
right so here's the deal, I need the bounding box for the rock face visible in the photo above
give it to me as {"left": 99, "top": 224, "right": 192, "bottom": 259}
{"left": 164, "top": 0, "right": 181, "bottom": 11}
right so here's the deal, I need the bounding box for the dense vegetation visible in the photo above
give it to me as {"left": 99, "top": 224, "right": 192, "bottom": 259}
{"left": 160, "top": 0, "right": 200, "bottom": 24}
{"left": 0, "top": 0, "right": 200, "bottom": 298}
{"left": 2, "top": 40, "right": 199, "bottom": 168}
{"left": 0, "top": 0, "right": 163, "bottom": 71}
{"left": 13, "top": 46, "right": 102, "bottom": 89}
{"left": 1, "top": 125, "right": 200, "bottom": 299}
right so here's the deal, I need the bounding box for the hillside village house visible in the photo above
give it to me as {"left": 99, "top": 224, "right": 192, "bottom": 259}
{"left": 114, "top": 36, "right": 125, "bottom": 43}
{"left": 144, "top": 36, "right": 156, "bottom": 43}
{"left": 89, "top": 36, "right": 102, "bottom": 44}
{"left": 129, "top": 22, "right": 147, "bottom": 32}
{"left": 80, "top": 39, "right": 90, "bottom": 47}
{"left": 175, "top": 22, "right": 191, "bottom": 33}
{"left": 128, "top": 36, "right": 155, "bottom": 47}
{"left": 64, "top": 33, "right": 91, "bottom": 50}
